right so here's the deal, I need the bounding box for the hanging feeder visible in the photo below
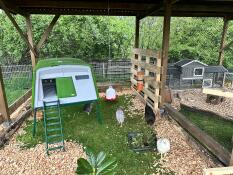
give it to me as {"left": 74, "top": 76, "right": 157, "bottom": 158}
{"left": 104, "top": 85, "right": 117, "bottom": 101}
{"left": 137, "top": 71, "right": 144, "bottom": 92}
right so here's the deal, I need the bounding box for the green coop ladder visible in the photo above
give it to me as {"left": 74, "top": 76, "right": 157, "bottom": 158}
{"left": 43, "top": 100, "right": 65, "bottom": 155}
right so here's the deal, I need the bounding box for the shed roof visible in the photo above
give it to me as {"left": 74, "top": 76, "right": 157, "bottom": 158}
{"left": 174, "top": 59, "right": 208, "bottom": 67}
{"left": 174, "top": 59, "right": 193, "bottom": 67}
{"left": 205, "top": 65, "right": 228, "bottom": 73}
{"left": 2, "top": 0, "right": 233, "bottom": 17}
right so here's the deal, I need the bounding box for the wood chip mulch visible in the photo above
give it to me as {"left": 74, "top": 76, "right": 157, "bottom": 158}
{"left": 0, "top": 89, "right": 222, "bottom": 175}
{"left": 127, "top": 90, "right": 221, "bottom": 175}
{"left": 156, "top": 118, "right": 220, "bottom": 175}
{"left": 0, "top": 138, "right": 86, "bottom": 175}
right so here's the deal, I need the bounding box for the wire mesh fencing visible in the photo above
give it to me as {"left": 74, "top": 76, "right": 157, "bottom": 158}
{"left": 91, "top": 60, "right": 131, "bottom": 83}
{"left": 1, "top": 60, "right": 132, "bottom": 105}
{"left": 1, "top": 65, "right": 32, "bottom": 105}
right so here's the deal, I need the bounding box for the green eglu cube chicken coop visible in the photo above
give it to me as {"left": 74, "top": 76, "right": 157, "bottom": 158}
{"left": 32, "top": 58, "right": 101, "bottom": 154}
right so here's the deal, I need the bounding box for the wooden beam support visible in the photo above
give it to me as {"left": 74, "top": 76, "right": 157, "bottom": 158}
{"left": 0, "top": 67, "right": 10, "bottom": 123}
{"left": 25, "top": 15, "right": 36, "bottom": 68}
{"left": 165, "top": 103, "right": 231, "bottom": 165}
{"left": 36, "top": 15, "right": 60, "bottom": 51}
{"left": 160, "top": 0, "right": 172, "bottom": 106}
{"left": 230, "top": 148, "right": 233, "bottom": 166}
{"left": 218, "top": 17, "right": 229, "bottom": 65}
{"left": 0, "top": 0, "right": 37, "bottom": 57}
{"left": 139, "top": 0, "right": 178, "bottom": 20}
{"left": 134, "top": 16, "right": 140, "bottom": 48}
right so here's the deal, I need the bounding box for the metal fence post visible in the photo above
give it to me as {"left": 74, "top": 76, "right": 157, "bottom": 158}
{"left": 102, "top": 62, "right": 105, "bottom": 79}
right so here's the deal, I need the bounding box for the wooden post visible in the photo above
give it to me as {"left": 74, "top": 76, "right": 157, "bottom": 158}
{"left": 0, "top": 67, "right": 10, "bottom": 123}
{"left": 25, "top": 15, "right": 36, "bottom": 68}
{"left": 160, "top": 0, "right": 172, "bottom": 106}
{"left": 36, "top": 15, "right": 60, "bottom": 51}
{"left": 230, "top": 148, "right": 233, "bottom": 166}
{"left": 219, "top": 17, "right": 229, "bottom": 65}
{"left": 135, "top": 16, "right": 140, "bottom": 48}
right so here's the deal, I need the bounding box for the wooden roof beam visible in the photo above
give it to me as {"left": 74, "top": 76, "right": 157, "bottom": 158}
{"left": 36, "top": 14, "right": 60, "bottom": 51}
{"left": 139, "top": 0, "right": 178, "bottom": 20}
{"left": 25, "top": 15, "right": 36, "bottom": 68}
{"left": 218, "top": 17, "right": 229, "bottom": 65}
{"left": 14, "top": 1, "right": 154, "bottom": 11}
{"left": 0, "top": 0, "right": 37, "bottom": 57}
{"left": 0, "top": 67, "right": 10, "bottom": 123}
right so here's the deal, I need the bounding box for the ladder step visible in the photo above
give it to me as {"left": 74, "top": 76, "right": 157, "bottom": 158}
{"left": 48, "top": 146, "right": 64, "bottom": 151}
{"left": 47, "top": 134, "right": 63, "bottom": 139}
{"left": 47, "top": 122, "right": 60, "bottom": 126}
{"left": 47, "top": 128, "right": 62, "bottom": 132}
{"left": 47, "top": 140, "right": 63, "bottom": 145}
{"left": 46, "top": 111, "right": 58, "bottom": 114}
{"left": 46, "top": 117, "right": 60, "bottom": 120}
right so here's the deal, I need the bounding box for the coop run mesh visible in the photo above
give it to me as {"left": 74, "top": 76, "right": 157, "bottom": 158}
{"left": 1, "top": 60, "right": 132, "bottom": 105}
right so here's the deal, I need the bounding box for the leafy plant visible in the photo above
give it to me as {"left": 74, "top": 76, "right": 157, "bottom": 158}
{"left": 129, "top": 127, "right": 157, "bottom": 149}
{"left": 76, "top": 148, "right": 117, "bottom": 175}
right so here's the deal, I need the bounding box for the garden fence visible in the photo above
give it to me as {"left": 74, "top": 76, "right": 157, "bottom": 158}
{"left": 1, "top": 60, "right": 132, "bottom": 105}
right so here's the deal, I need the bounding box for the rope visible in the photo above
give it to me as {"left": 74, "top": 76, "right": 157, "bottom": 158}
{"left": 107, "top": 0, "right": 112, "bottom": 83}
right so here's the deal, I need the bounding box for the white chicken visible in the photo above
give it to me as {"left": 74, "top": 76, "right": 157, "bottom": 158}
{"left": 116, "top": 107, "right": 125, "bottom": 127}
{"left": 157, "top": 138, "right": 170, "bottom": 159}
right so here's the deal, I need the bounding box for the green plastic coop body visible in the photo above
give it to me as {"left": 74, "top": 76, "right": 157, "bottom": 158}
{"left": 32, "top": 58, "right": 98, "bottom": 109}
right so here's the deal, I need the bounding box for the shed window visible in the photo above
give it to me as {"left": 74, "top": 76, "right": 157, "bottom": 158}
{"left": 194, "top": 67, "right": 204, "bottom": 76}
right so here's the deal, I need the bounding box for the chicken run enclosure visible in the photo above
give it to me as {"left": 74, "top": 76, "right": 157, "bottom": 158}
{"left": 1, "top": 0, "right": 233, "bottom": 174}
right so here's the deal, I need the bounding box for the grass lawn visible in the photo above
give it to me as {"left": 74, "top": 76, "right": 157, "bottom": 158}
{"left": 17, "top": 95, "right": 174, "bottom": 175}
{"left": 4, "top": 77, "right": 31, "bottom": 105}
{"left": 180, "top": 108, "right": 233, "bottom": 151}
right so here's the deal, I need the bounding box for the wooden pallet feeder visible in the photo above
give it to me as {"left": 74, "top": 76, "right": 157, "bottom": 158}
{"left": 203, "top": 166, "right": 233, "bottom": 175}
{"left": 131, "top": 48, "right": 161, "bottom": 111}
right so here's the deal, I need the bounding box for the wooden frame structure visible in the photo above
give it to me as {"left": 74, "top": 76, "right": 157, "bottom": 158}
{"left": 203, "top": 166, "right": 233, "bottom": 175}
{"left": 0, "top": 0, "right": 233, "bottom": 137}
{"left": 165, "top": 103, "right": 232, "bottom": 166}
{"left": 131, "top": 48, "right": 162, "bottom": 111}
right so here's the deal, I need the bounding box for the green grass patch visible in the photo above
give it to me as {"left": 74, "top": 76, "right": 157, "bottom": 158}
{"left": 17, "top": 95, "right": 174, "bottom": 175}
{"left": 180, "top": 107, "right": 233, "bottom": 151}
{"left": 4, "top": 76, "right": 31, "bottom": 105}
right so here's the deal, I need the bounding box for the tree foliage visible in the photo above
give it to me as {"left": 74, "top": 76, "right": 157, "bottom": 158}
{"left": 140, "top": 17, "right": 233, "bottom": 68}
{"left": 0, "top": 10, "right": 233, "bottom": 68}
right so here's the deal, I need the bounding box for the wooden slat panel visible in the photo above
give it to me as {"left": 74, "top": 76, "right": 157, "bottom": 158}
{"left": 130, "top": 77, "right": 137, "bottom": 85}
{"left": 165, "top": 103, "right": 231, "bottom": 165}
{"left": 132, "top": 48, "right": 160, "bottom": 59}
{"left": 8, "top": 89, "right": 32, "bottom": 115}
{"left": 131, "top": 59, "right": 161, "bottom": 74}
{"left": 203, "top": 166, "right": 233, "bottom": 175}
